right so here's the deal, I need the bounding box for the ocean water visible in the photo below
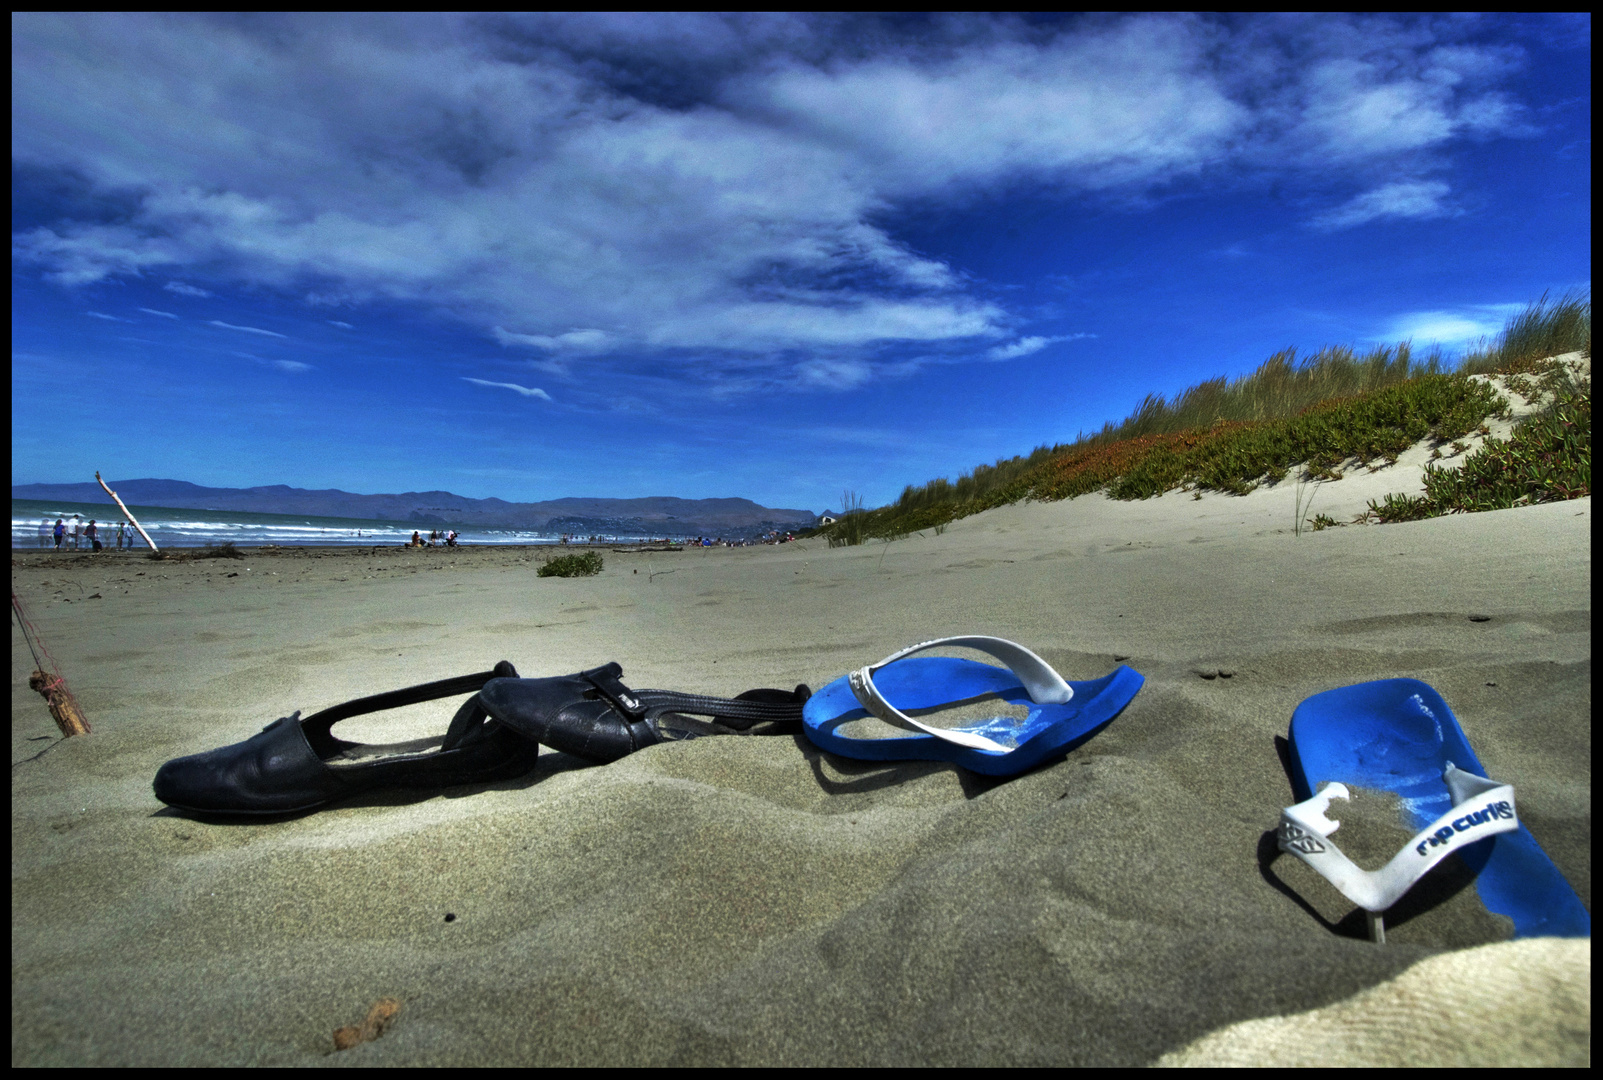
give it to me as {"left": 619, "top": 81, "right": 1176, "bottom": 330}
{"left": 12, "top": 498, "right": 668, "bottom": 549}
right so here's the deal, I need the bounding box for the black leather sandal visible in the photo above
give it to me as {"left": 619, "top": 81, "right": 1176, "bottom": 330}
{"left": 477, "top": 662, "right": 811, "bottom": 763}
{"left": 152, "top": 661, "right": 540, "bottom": 815}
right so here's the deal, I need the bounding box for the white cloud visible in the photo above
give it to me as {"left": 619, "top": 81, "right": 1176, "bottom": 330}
{"left": 750, "top": 19, "right": 1249, "bottom": 196}
{"left": 327, "top": 320, "right": 353, "bottom": 329}
{"left": 988, "top": 336, "right": 1051, "bottom": 361}
{"left": 139, "top": 307, "right": 179, "bottom": 318}
{"left": 86, "top": 310, "right": 128, "bottom": 322}
{"left": 494, "top": 327, "right": 613, "bottom": 352}
{"left": 234, "top": 350, "right": 311, "bottom": 372}
{"left": 463, "top": 377, "right": 554, "bottom": 401}
{"left": 795, "top": 358, "right": 873, "bottom": 390}
{"left": 1299, "top": 63, "right": 1458, "bottom": 159}
{"left": 10, "top": 14, "right": 1536, "bottom": 384}
{"left": 1234, "top": 20, "right": 1530, "bottom": 167}
{"left": 649, "top": 299, "right": 1002, "bottom": 350}
{"left": 1383, "top": 302, "right": 1525, "bottom": 350}
{"left": 984, "top": 333, "right": 1092, "bottom": 360}
{"left": 1310, "top": 181, "right": 1456, "bottom": 231}
{"left": 208, "top": 319, "right": 287, "bottom": 338}
{"left": 12, "top": 226, "right": 182, "bottom": 285}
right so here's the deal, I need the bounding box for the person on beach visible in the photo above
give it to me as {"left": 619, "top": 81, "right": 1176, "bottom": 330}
{"left": 70, "top": 516, "right": 82, "bottom": 550}
{"left": 53, "top": 519, "right": 65, "bottom": 549}
{"left": 86, "top": 520, "right": 101, "bottom": 552}
{"left": 410, "top": 530, "right": 422, "bottom": 547}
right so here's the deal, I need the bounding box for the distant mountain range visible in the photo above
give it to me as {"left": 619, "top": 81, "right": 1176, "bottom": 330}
{"left": 12, "top": 479, "right": 817, "bottom": 538}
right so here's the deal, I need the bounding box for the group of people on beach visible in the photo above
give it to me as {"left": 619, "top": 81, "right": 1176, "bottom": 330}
{"left": 38, "top": 515, "right": 138, "bottom": 552}
{"left": 690, "top": 535, "right": 795, "bottom": 547}
{"left": 409, "top": 528, "right": 458, "bottom": 548}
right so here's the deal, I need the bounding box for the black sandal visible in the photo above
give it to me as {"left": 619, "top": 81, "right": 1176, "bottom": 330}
{"left": 152, "top": 661, "right": 540, "bottom": 815}
{"left": 478, "top": 662, "right": 811, "bottom": 763}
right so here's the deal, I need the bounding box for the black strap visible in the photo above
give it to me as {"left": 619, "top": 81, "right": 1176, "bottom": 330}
{"left": 633, "top": 688, "right": 808, "bottom": 729}
{"left": 440, "top": 694, "right": 492, "bottom": 751}
{"left": 301, "top": 660, "right": 519, "bottom": 746}
{"left": 581, "top": 666, "right": 808, "bottom": 730}
{"left": 584, "top": 663, "right": 648, "bottom": 720}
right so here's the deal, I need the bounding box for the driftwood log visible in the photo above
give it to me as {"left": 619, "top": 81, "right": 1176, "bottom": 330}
{"left": 96, "top": 471, "right": 159, "bottom": 552}
{"left": 29, "top": 669, "right": 91, "bottom": 737}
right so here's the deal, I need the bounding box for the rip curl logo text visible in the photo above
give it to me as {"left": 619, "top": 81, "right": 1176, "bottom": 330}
{"left": 1278, "top": 822, "right": 1326, "bottom": 855}
{"left": 1415, "top": 800, "right": 1514, "bottom": 856}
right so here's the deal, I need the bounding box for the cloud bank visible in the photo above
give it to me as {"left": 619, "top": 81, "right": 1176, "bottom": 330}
{"left": 13, "top": 13, "right": 1533, "bottom": 379}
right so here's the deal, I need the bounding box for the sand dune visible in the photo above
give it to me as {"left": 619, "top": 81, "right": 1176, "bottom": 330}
{"left": 11, "top": 481, "right": 1590, "bottom": 1064}
{"left": 1157, "top": 936, "right": 1589, "bottom": 1066}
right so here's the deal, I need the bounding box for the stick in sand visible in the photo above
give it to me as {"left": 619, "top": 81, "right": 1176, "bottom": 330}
{"left": 12, "top": 593, "right": 91, "bottom": 737}
{"left": 96, "top": 472, "right": 158, "bottom": 552}
{"left": 28, "top": 670, "right": 91, "bottom": 737}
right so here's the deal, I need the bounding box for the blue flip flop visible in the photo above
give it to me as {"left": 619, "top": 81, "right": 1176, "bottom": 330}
{"left": 802, "top": 636, "right": 1143, "bottom": 777}
{"left": 1278, "top": 678, "right": 1590, "bottom": 942}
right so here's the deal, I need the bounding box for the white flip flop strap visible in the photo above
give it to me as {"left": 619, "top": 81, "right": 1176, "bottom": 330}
{"left": 1277, "top": 764, "right": 1518, "bottom": 914}
{"left": 847, "top": 635, "right": 1074, "bottom": 754}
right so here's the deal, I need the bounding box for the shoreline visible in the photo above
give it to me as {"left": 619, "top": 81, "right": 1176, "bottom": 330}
{"left": 12, "top": 539, "right": 637, "bottom": 559}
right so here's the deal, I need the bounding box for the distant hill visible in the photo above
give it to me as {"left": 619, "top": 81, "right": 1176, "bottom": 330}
{"left": 12, "top": 479, "right": 816, "bottom": 538}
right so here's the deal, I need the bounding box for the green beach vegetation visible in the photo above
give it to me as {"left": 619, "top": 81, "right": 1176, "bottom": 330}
{"left": 538, "top": 550, "right": 604, "bottom": 577}
{"left": 813, "top": 292, "right": 1590, "bottom": 543}
{"left": 1367, "top": 355, "right": 1590, "bottom": 522}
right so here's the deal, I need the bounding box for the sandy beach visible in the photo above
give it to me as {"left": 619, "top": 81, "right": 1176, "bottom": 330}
{"left": 11, "top": 480, "right": 1590, "bottom": 1064}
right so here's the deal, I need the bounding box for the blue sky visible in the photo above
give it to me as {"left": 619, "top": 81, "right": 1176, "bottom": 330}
{"left": 11, "top": 13, "right": 1591, "bottom": 512}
